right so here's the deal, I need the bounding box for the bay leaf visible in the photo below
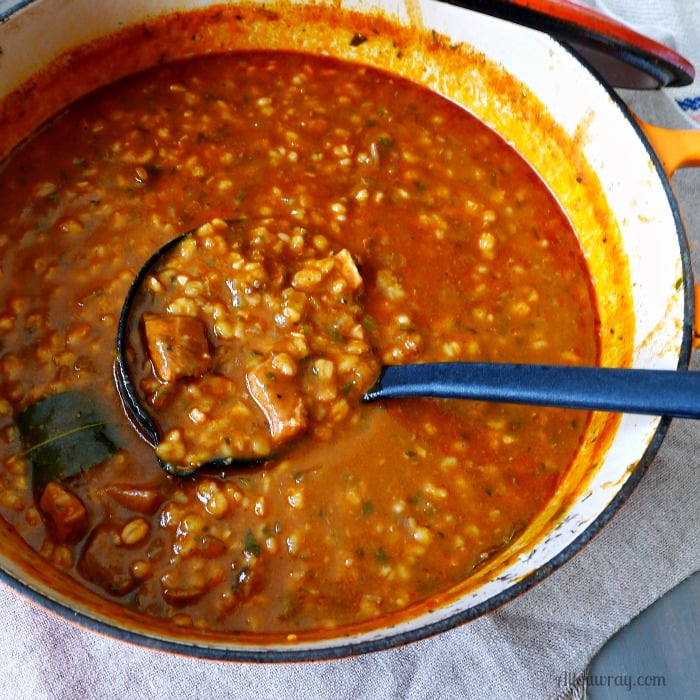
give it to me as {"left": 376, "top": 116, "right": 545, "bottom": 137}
{"left": 16, "top": 391, "right": 119, "bottom": 488}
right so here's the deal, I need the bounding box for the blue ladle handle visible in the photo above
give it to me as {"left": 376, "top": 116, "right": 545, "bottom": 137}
{"left": 363, "top": 363, "right": 700, "bottom": 419}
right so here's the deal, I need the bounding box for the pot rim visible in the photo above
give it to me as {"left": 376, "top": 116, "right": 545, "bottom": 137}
{"left": 0, "top": 2, "right": 694, "bottom": 662}
{"left": 440, "top": 0, "right": 695, "bottom": 89}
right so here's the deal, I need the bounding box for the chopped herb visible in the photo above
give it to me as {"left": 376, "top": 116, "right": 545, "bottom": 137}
{"left": 152, "top": 387, "right": 172, "bottom": 405}
{"left": 350, "top": 33, "right": 367, "bottom": 47}
{"left": 277, "top": 600, "right": 297, "bottom": 621}
{"left": 362, "top": 500, "right": 374, "bottom": 516}
{"left": 144, "top": 163, "right": 163, "bottom": 177}
{"left": 244, "top": 529, "right": 260, "bottom": 557}
{"left": 361, "top": 315, "right": 378, "bottom": 332}
{"left": 325, "top": 325, "right": 346, "bottom": 345}
{"left": 376, "top": 547, "right": 388, "bottom": 564}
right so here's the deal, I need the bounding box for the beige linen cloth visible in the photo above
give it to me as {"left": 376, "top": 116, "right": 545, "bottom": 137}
{"left": 1, "top": 1, "right": 698, "bottom": 698}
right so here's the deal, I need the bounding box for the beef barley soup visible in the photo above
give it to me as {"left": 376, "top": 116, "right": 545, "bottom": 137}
{"left": 0, "top": 51, "right": 599, "bottom": 637}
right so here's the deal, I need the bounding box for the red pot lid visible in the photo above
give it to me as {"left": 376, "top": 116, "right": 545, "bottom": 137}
{"left": 451, "top": 0, "right": 695, "bottom": 88}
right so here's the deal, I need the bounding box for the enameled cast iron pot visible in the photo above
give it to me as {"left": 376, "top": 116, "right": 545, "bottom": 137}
{"left": 0, "top": 0, "right": 699, "bottom": 660}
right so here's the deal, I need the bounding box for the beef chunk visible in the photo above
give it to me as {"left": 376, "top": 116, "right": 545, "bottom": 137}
{"left": 142, "top": 313, "right": 211, "bottom": 382}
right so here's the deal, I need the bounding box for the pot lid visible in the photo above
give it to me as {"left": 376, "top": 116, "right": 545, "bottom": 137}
{"left": 448, "top": 0, "right": 695, "bottom": 88}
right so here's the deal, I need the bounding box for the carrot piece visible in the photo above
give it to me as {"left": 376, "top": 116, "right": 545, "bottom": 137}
{"left": 39, "top": 481, "right": 89, "bottom": 544}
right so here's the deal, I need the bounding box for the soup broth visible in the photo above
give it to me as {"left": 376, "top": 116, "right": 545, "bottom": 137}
{"left": 0, "top": 51, "right": 598, "bottom": 636}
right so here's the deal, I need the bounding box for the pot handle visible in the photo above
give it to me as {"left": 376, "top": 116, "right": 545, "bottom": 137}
{"left": 637, "top": 119, "right": 700, "bottom": 350}
{"left": 637, "top": 120, "right": 700, "bottom": 175}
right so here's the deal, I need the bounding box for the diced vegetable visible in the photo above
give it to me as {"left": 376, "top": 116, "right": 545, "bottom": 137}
{"left": 39, "top": 482, "right": 89, "bottom": 544}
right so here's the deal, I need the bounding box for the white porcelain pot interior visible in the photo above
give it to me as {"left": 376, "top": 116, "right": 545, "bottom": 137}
{"left": 0, "top": 0, "right": 691, "bottom": 659}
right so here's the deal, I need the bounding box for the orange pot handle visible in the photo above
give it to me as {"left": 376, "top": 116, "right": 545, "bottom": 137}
{"left": 636, "top": 118, "right": 700, "bottom": 349}
{"left": 637, "top": 120, "right": 700, "bottom": 175}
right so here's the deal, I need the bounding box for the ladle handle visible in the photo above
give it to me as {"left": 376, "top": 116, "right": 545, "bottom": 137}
{"left": 364, "top": 363, "right": 700, "bottom": 419}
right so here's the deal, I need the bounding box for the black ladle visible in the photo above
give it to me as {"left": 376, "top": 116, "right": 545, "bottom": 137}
{"left": 115, "top": 230, "right": 700, "bottom": 476}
